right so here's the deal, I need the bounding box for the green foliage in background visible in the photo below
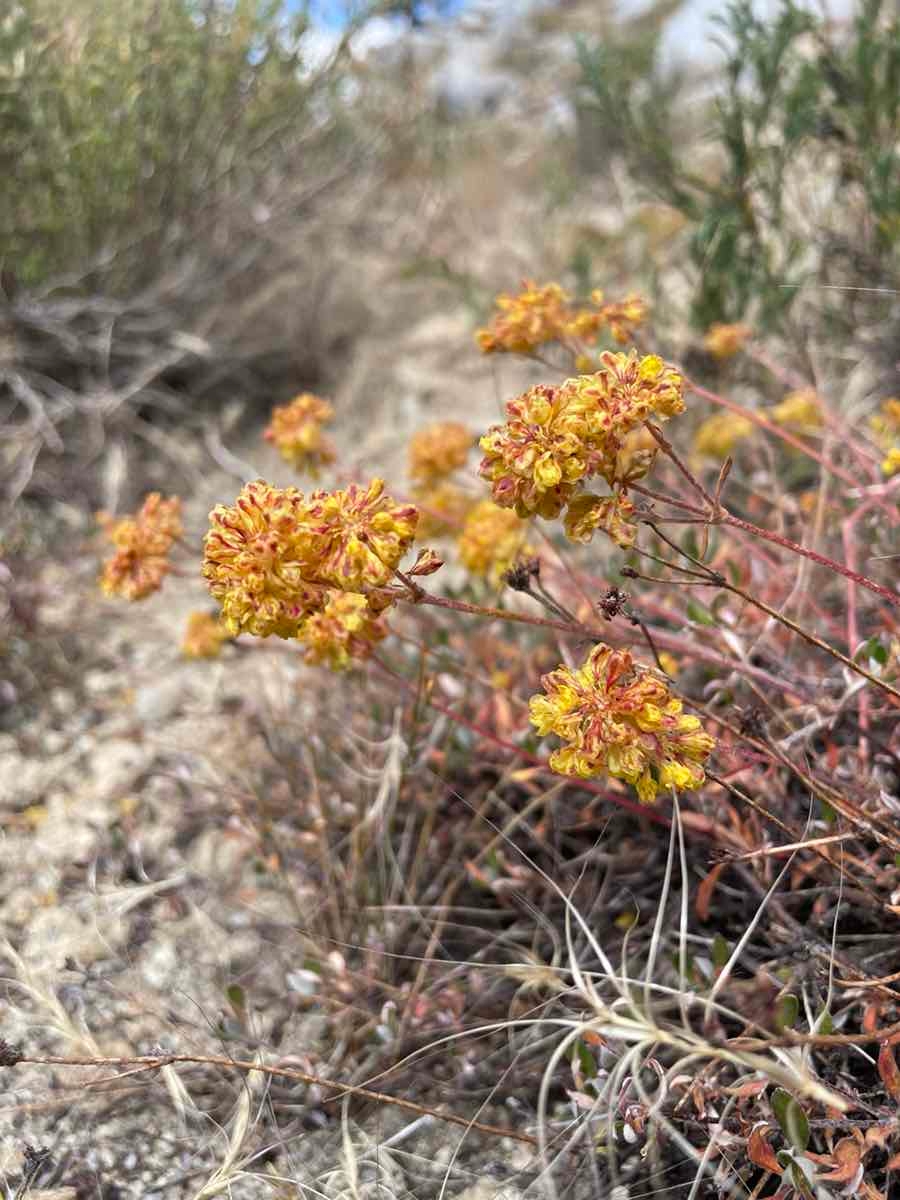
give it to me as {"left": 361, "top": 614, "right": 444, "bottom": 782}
{"left": 0, "top": 0, "right": 323, "bottom": 287}
{"left": 576, "top": 0, "right": 900, "bottom": 333}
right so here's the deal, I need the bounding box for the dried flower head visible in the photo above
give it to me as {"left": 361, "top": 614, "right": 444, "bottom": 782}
{"left": 600, "top": 425, "right": 659, "bottom": 487}
{"left": 882, "top": 446, "right": 900, "bottom": 477}
{"left": 264, "top": 392, "right": 335, "bottom": 475}
{"left": 98, "top": 493, "right": 183, "bottom": 601}
{"left": 693, "top": 411, "right": 755, "bottom": 460}
{"left": 298, "top": 590, "right": 391, "bottom": 670}
{"left": 413, "top": 481, "right": 475, "bottom": 539}
{"left": 563, "top": 492, "right": 637, "bottom": 549}
{"left": 457, "top": 499, "right": 532, "bottom": 584}
{"left": 476, "top": 281, "right": 573, "bottom": 355}
{"left": 703, "top": 322, "right": 751, "bottom": 360}
{"left": 301, "top": 479, "right": 419, "bottom": 591}
{"left": 203, "top": 480, "right": 328, "bottom": 638}
{"left": 408, "top": 422, "right": 472, "bottom": 484}
{"left": 182, "top": 610, "right": 232, "bottom": 659}
{"left": 529, "top": 643, "right": 715, "bottom": 803}
{"left": 769, "top": 388, "right": 823, "bottom": 432}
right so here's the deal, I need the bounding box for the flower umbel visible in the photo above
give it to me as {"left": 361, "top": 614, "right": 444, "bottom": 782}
{"left": 479, "top": 352, "right": 684, "bottom": 533}
{"left": 182, "top": 611, "right": 232, "bottom": 659}
{"left": 476, "top": 281, "right": 573, "bottom": 355}
{"left": 693, "top": 411, "right": 754, "bottom": 460}
{"left": 529, "top": 643, "right": 715, "bottom": 803}
{"left": 300, "top": 479, "right": 419, "bottom": 591}
{"left": 703, "top": 322, "right": 751, "bottom": 360}
{"left": 768, "top": 388, "right": 823, "bottom": 432}
{"left": 202, "top": 480, "right": 327, "bottom": 638}
{"left": 264, "top": 392, "right": 335, "bottom": 475}
{"left": 99, "top": 493, "right": 183, "bottom": 601}
{"left": 408, "top": 422, "right": 472, "bottom": 484}
{"left": 298, "top": 590, "right": 390, "bottom": 670}
{"left": 457, "top": 499, "right": 533, "bottom": 584}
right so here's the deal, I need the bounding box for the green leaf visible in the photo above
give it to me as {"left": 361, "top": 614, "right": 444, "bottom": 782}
{"left": 686, "top": 598, "right": 718, "bottom": 626}
{"left": 815, "top": 1008, "right": 833, "bottom": 1035}
{"left": 226, "top": 983, "right": 246, "bottom": 1019}
{"left": 774, "top": 993, "right": 799, "bottom": 1032}
{"left": 712, "top": 932, "right": 731, "bottom": 970}
{"left": 859, "top": 635, "right": 889, "bottom": 667}
{"left": 771, "top": 1088, "right": 809, "bottom": 1151}
{"left": 573, "top": 1039, "right": 597, "bottom": 1080}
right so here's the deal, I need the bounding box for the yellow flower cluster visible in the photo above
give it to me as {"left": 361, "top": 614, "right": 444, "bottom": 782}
{"left": 703, "top": 322, "right": 751, "bottom": 360}
{"left": 181, "top": 611, "right": 232, "bottom": 659}
{"left": 457, "top": 499, "right": 532, "bottom": 584}
{"left": 98, "top": 494, "right": 183, "bottom": 601}
{"left": 408, "top": 422, "right": 472, "bottom": 485}
{"left": 298, "top": 589, "right": 390, "bottom": 670}
{"left": 529, "top": 643, "right": 715, "bottom": 803}
{"left": 693, "top": 410, "right": 755, "bottom": 460}
{"left": 768, "top": 388, "right": 823, "bottom": 432}
{"left": 475, "top": 281, "right": 648, "bottom": 356}
{"left": 869, "top": 399, "right": 900, "bottom": 476}
{"left": 563, "top": 492, "right": 637, "bottom": 549}
{"left": 478, "top": 351, "right": 683, "bottom": 546}
{"left": 202, "top": 479, "right": 418, "bottom": 665}
{"left": 264, "top": 392, "right": 336, "bottom": 475}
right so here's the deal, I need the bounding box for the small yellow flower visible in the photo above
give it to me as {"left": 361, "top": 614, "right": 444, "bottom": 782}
{"left": 563, "top": 492, "right": 637, "bottom": 549}
{"left": 98, "top": 493, "right": 183, "bottom": 601}
{"left": 768, "top": 388, "right": 823, "bottom": 432}
{"left": 479, "top": 383, "right": 590, "bottom": 518}
{"left": 298, "top": 590, "right": 390, "bottom": 671}
{"left": 181, "top": 611, "right": 232, "bottom": 659}
{"left": 457, "top": 499, "right": 532, "bottom": 584}
{"left": 264, "top": 392, "right": 335, "bottom": 475}
{"left": 413, "top": 481, "right": 475, "bottom": 539}
{"left": 703, "top": 322, "right": 751, "bottom": 360}
{"left": 657, "top": 652, "right": 679, "bottom": 677}
{"left": 408, "top": 422, "right": 472, "bottom": 484}
{"left": 529, "top": 644, "right": 715, "bottom": 802}
{"left": 476, "top": 281, "right": 573, "bottom": 355}
{"left": 203, "top": 480, "right": 328, "bottom": 638}
{"left": 693, "top": 411, "right": 755, "bottom": 459}
{"left": 300, "top": 479, "right": 419, "bottom": 591}
{"left": 870, "top": 399, "right": 900, "bottom": 449}
{"left": 882, "top": 446, "right": 900, "bottom": 477}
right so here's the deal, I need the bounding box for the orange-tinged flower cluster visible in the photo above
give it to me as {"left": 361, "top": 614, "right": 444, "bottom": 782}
{"left": 693, "top": 410, "right": 755, "bottom": 460}
{"left": 297, "top": 590, "right": 388, "bottom": 670}
{"left": 98, "top": 493, "right": 183, "bottom": 601}
{"left": 301, "top": 479, "right": 419, "bottom": 591}
{"left": 457, "top": 499, "right": 532, "bottom": 584}
{"left": 590, "top": 291, "right": 649, "bottom": 345}
{"left": 475, "top": 281, "right": 649, "bottom": 357}
{"left": 478, "top": 351, "right": 684, "bottom": 544}
{"left": 181, "top": 610, "right": 232, "bottom": 659}
{"left": 264, "top": 392, "right": 335, "bottom": 475}
{"left": 202, "top": 478, "right": 417, "bottom": 665}
{"left": 476, "top": 281, "right": 573, "bottom": 355}
{"left": 563, "top": 492, "right": 637, "bottom": 548}
{"left": 408, "top": 422, "right": 472, "bottom": 485}
{"left": 703, "top": 322, "right": 751, "bottom": 360}
{"left": 529, "top": 644, "right": 715, "bottom": 803}
{"left": 768, "top": 388, "right": 823, "bottom": 432}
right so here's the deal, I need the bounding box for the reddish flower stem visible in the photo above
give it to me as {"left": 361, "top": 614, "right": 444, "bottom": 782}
{"left": 721, "top": 511, "right": 899, "bottom": 608}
